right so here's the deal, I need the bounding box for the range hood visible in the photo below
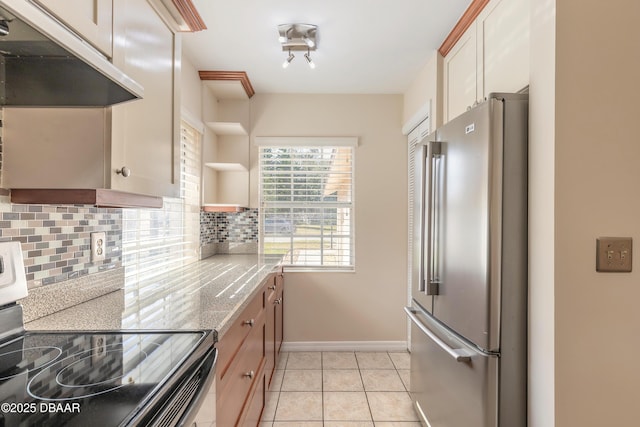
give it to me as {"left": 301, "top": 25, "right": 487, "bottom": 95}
{"left": 0, "top": 1, "right": 142, "bottom": 106}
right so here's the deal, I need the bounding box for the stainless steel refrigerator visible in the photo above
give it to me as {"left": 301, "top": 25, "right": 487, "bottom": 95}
{"left": 405, "top": 93, "right": 528, "bottom": 427}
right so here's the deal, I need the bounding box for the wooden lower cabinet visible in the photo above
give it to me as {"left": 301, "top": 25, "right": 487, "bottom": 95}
{"left": 275, "top": 269, "right": 284, "bottom": 357}
{"left": 217, "top": 270, "right": 284, "bottom": 426}
{"left": 265, "top": 276, "right": 276, "bottom": 388}
{"left": 265, "top": 268, "right": 284, "bottom": 388}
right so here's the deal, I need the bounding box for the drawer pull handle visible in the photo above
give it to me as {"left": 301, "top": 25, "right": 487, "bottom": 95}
{"left": 243, "top": 370, "right": 255, "bottom": 379}
{"left": 274, "top": 298, "right": 282, "bottom": 305}
{"left": 242, "top": 319, "right": 255, "bottom": 327}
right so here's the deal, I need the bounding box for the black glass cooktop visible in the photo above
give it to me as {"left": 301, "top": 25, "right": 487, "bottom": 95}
{"left": 0, "top": 330, "right": 208, "bottom": 426}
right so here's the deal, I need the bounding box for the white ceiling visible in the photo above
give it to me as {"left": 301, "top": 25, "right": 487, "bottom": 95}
{"left": 182, "top": 0, "right": 471, "bottom": 95}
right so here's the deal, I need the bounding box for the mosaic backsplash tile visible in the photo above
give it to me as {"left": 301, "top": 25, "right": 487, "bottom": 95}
{"left": 200, "top": 209, "right": 259, "bottom": 245}
{"left": 0, "top": 196, "right": 122, "bottom": 287}
{"left": 200, "top": 209, "right": 259, "bottom": 257}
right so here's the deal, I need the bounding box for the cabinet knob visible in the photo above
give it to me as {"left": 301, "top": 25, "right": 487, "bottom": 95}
{"left": 242, "top": 319, "right": 255, "bottom": 327}
{"left": 274, "top": 298, "right": 282, "bottom": 305}
{"left": 268, "top": 285, "right": 276, "bottom": 290}
{"left": 116, "top": 166, "right": 131, "bottom": 177}
{"left": 243, "top": 370, "right": 255, "bottom": 379}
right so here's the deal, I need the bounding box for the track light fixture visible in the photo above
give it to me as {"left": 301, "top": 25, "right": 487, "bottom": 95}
{"left": 277, "top": 23, "right": 318, "bottom": 69}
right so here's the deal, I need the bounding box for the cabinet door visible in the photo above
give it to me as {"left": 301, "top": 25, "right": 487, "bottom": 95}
{"left": 275, "top": 272, "right": 284, "bottom": 355}
{"left": 443, "top": 22, "right": 477, "bottom": 123}
{"left": 477, "top": 0, "right": 530, "bottom": 98}
{"left": 265, "top": 276, "right": 277, "bottom": 387}
{"left": 2, "top": 108, "right": 108, "bottom": 189}
{"left": 109, "top": 0, "right": 180, "bottom": 198}
{"left": 34, "top": 0, "right": 113, "bottom": 57}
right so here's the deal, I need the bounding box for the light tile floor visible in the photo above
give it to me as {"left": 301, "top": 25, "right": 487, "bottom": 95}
{"left": 259, "top": 351, "right": 422, "bottom": 427}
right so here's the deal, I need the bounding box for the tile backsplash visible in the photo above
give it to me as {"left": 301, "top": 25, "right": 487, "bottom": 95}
{"left": 0, "top": 195, "right": 122, "bottom": 287}
{"left": 0, "top": 198, "right": 256, "bottom": 289}
{"left": 200, "top": 209, "right": 259, "bottom": 257}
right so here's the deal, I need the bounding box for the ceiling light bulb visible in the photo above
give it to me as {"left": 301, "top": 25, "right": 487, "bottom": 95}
{"left": 304, "top": 52, "right": 315, "bottom": 69}
{"left": 283, "top": 51, "right": 295, "bottom": 68}
{"left": 278, "top": 36, "right": 287, "bottom": 43}
{"left": 303, "top": 35, "right": 315, "bottom": 49}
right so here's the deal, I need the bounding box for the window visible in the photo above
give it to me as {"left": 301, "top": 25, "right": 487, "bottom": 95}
{"left": 259, "top": 141, "right": 355, "bottom": 270}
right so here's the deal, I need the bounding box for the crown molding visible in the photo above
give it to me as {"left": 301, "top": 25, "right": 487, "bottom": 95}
{"left": 438, "top": 0, "right": 490, "bottom": 57}
{"left": 171, "top": 0, "right": 207, "bottom": 31}
{"left": 198, "top": 71, "right": 256, "bottom": 98}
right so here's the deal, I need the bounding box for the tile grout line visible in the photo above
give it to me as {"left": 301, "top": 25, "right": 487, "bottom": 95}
{"left": 356, "top": 350, "right": 377, "bottom": 426}
{"left": 321, "top": 351, "right": 324, "bottom": 425}
{"left": 264, "top": 351, "right": 413, "bottom": 426}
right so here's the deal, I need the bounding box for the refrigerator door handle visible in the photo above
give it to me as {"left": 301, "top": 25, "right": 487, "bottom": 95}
{"left": 424, "top": 141, "right": 441, "bottom": 295}
{"left": 404, "top": 306, "right": 474, "bottom": 363}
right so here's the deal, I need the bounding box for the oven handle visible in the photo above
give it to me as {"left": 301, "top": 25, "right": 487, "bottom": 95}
{"left": 176, "top": 347, "right": 218, "bottom": 427}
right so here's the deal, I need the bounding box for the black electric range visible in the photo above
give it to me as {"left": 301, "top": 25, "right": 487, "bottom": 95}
{"left": 0, "top": 242, "right": 217, "bottom": 427}
{"left": 0, "top": 305, "right": 216, "bottom": 427}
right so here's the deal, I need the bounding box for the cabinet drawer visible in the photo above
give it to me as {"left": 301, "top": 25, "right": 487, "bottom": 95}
{"left": 239, "top": 364, "right": 266, "bottom": 427}
{"left": 217, "top": 316, "right": 265, "bottom": 426}
{"left": 217, "top": 290, "right": 265, "bottom": 381}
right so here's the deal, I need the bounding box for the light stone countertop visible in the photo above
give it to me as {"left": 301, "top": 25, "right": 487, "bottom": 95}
{"left": 24, "top": 254, "right": 282, "bottom": 341}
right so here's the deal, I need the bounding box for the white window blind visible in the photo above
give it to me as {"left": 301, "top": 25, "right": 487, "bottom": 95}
{"left": 180, "top": 122, "right": 201, "bottom": 205}
{"left": 180, "top": 121, "right": 202, "bottom": 263}
{"left": 259, "top": 145, "right": 354, "bottom": 269}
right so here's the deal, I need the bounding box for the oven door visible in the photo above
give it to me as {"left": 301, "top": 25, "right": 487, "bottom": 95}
{"left": 148, "top": 347, "right": 217, "bottom": 427}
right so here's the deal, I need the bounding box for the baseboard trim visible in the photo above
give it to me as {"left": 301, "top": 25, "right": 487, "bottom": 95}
{"left": 281, "top": 341, "right": 408, "bottom": 352}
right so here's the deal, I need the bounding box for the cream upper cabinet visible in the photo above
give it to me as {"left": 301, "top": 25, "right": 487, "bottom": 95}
{"left": 2, "top": 0, "right": 179, "bottom": 203}
{"left": 109, "top": 0, "right": 180, "bottom": 198}
{"left": 34, "top": 0, "right": 113, "bottom": 57}
{"left": 477, "top": 0, "right": 530, "bottom": 99}
{"left": 443, "top": 23, "right": 478, "bottom": 123}
{"left": 443, "top": 0, "right": 530, "bottom": 123}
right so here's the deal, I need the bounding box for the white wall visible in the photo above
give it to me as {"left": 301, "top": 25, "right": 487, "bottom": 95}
{"left": 528, "top": 0, "right": 555, "bottom": 426}
{"left": 180, "top": 55, "right": 203, "bottom": 125}
{"left": 250, "top": 94, "right": 408, "bottom": 345}
{"left": 403, "top": 51, "right": 443, "bottom": 130}
{"left": 555, "top": 1, "right": 640, "bottom": 425}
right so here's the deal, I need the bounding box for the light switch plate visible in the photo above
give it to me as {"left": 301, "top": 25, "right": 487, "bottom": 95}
{"left": 596, "top": 237, "right": 632, "bottom": 272}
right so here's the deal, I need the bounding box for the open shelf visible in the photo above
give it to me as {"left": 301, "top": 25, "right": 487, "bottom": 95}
{"left": 204, "top": 162, "right": 247, "bottom": 171}
{"left": 201, "top": 204, "right": 247, "bottom": 212}
{"left": 206, "top": 121, "right": 248, "bottom": 136}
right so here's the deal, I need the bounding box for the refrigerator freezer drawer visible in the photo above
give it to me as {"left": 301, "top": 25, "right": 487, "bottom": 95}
{"left": 407, "top": 306, "right": 498, "bottom": 427}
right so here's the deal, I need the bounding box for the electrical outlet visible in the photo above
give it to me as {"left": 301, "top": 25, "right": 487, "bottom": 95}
{"left": 596, "top": 237, "right": 632, "bottom": 272}
{"left": 91, "top": 334, "right": 107, "bottom": 364}
{"left": 90, "top": 232, "right": 106, "bottom": 262}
